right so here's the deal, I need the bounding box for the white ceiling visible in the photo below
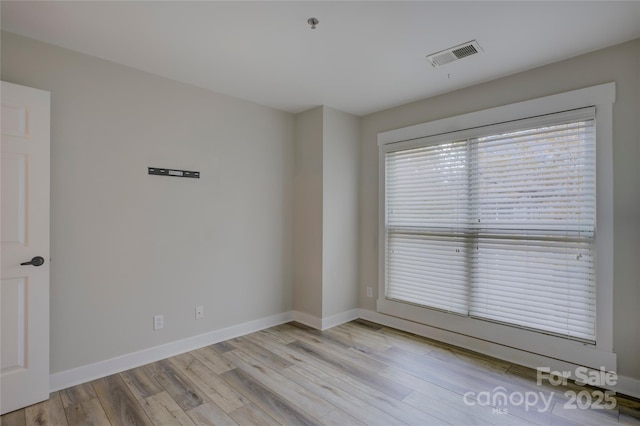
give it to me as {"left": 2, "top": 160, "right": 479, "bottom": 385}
{"left": 2, "top": 1, "right": 639, "bottom": 116}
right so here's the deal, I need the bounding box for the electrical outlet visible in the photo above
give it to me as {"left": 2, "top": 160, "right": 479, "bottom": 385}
{"left": 153, "top": 314, "right": 164, "bottom": 330}
{"left": 366, "top": 287, "right": 373, "bottom": 298}
{"left": 195, "top": 305, "right": 204, "bottom": 320}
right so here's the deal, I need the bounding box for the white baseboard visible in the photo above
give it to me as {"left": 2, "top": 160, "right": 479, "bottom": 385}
{"left": 50, "top": 311, "right": 294, "bottom": 392}
{"left": 49, "top": 308, "right": 359, "bottom": 393}
{"left": 358, "top": 308, "right": 640, "bottom": 400}
{"left": 50, "top": 307, "right": 640, "bottom": 400}
{"left": 291, "top": 309, "right": 360, "bottom": 330}
{"left": 291, "top": 311, "right": 323, "bottom": 329}
{"left": 609, "top": 374, "right": 640, "bottom": 400}
{"left": 320, "top": 309, "right": 360, "bottom": 330}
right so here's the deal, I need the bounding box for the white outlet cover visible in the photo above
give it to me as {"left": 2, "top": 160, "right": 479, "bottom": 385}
{"left": 195, "top": 306, "right": 204, "bottom": 319}
{"left": 154, "top": 314, "right": 164, "bottom": 330}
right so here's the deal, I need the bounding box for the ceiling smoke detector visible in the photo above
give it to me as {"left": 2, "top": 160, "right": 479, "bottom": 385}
{"left": 426, "top": 40, "right": 482, "bottom": 67}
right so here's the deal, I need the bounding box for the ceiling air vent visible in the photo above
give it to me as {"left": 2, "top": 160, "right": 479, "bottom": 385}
{"left": 426, "top": 40, "right": 482, "bottom": 67}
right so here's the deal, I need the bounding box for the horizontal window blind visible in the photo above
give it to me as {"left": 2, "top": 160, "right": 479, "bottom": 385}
{"left": 470, "top": 120, "right": 596, "bottom": 235}
{"left": 387, "top": 232, "right": 469, "bottom": 314}
{"left": 386, "top": 140, "right": 469, "bottom": 229}
{"left": 384, "top": 108, "right": 596, "bottom": 341}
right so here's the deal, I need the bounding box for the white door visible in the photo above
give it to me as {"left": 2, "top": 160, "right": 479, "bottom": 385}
{"left": 1, "top": 81, "right": 50, "bottom": 414}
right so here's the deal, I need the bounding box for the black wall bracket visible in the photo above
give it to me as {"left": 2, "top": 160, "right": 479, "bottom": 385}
{"left": 148, "top": 167, "right": 200, "bottom": 179}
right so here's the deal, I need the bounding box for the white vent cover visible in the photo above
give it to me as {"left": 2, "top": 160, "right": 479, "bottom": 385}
{"left": 426, "top": 40, "right": 482, "bottom": 67}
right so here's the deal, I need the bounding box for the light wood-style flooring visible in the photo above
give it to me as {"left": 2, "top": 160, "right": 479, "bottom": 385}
{"left": 2, "top": 320, "right": 639, "bottom": 425}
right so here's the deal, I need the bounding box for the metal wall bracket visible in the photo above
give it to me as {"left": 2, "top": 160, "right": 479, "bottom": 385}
{"left": 148, "top": 167, "right": 200, "bottom": 178}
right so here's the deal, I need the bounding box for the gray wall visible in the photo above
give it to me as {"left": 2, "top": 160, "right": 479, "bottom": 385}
{"left": 322, "top": 107, "right": 359, "bottom": 318}
{"left": 293, "top": 106, "right": 360, "bottom": 321}
{"left": 293, "top": 107, "right": 324, "bottom": 318}
{"left": 1, "top": 32, "right": 295, "bottom": 374}
{"left": 358, "top": 39, "right": 640, "bottom": 380}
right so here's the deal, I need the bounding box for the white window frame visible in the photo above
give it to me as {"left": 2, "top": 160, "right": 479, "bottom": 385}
{"left": 377, "top": 83, "right": 616, "bottom": 370}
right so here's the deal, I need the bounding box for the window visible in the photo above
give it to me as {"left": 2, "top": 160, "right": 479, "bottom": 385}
{"left": 385, "top": 109, "right": 595, "bottom": 341}
{"left": 377, "top": 83, "right": 615, "bottom": 368}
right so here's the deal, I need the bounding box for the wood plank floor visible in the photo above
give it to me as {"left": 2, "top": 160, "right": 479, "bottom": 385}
{"left": 3, "top": 320, "right": 639, "bottom": 425}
